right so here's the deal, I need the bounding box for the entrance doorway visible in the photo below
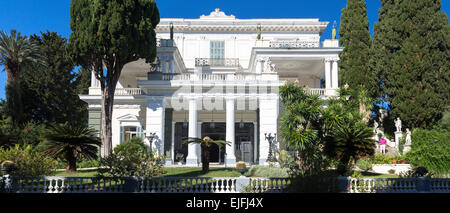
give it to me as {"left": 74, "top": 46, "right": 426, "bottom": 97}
{"left": 202, "top": 123, "right": 226, "bottom": 163}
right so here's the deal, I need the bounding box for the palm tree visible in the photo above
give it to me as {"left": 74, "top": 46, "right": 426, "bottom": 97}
{"left": 183, "top": 136, "right": 230, "bottom": 173}
{"left": 40, "top": 123, "right": 101, "bottom": 173}
{"left": 324, "top": 120, "right": 376, "bottom": 175}
{"left": 0, "top": 30, "right": 43, "bottom": 125}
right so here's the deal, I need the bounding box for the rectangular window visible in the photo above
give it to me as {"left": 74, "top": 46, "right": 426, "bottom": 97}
{"left": 210, "top": 41, "right": 225, "bottom": 66}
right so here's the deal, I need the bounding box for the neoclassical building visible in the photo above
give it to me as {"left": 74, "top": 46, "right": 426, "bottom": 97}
{"left": 80, "top": 9, "right": 343, "bottom": 166}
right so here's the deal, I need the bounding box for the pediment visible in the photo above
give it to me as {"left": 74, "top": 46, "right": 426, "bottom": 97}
{"left": 117, "top": 114, "right": 141, "bottom": 122}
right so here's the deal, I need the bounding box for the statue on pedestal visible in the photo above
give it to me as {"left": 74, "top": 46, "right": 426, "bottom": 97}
{"left": 332, "top": 21, "right": 337, "bottom": 40}
{"left": 405, "top": 128, "right": 412, "bottom": 146}
{"left": 395, "top": 117, "right": 402, "bottom": 132}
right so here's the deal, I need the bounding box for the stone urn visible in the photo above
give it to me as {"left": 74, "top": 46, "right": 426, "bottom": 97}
{"left": 236, "top": 161, "right": 248, "bottom": 176}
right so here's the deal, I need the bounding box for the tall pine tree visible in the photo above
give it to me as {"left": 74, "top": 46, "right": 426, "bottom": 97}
{"left": 20, "top": 31, "right": 89, "bottom": 126}
{"left": 386, "top": 0, "right": 450, "bottom": 128}
{"left": 338, "top": 0, "right": 372, "bottom": 89}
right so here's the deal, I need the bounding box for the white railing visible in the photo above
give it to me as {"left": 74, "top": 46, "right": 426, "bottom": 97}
{"left": 114, "top": 88, "right": 144, "bottom": 96}
{"left": 247, "top": 178, "right": 291, "bottom": 193}
{"left": 171, "top": 73, "right": 274, "bottom": 81}
{"left": 3, "top": 176, "right": 450, "bottom": 193}
{"left": 195, "top": 58, "right": 240, "bottom": 67}
{"left": 138, "top": 177, "right": 238, "bottom": 193}
{"left": 348, "top": 178, "right": 450, "bottom": 193}
{"left": 307, "top": 88, "right": 325, "bottom": 96}
{"left": 6, "top": 176, "right": 125, "bottom": 193}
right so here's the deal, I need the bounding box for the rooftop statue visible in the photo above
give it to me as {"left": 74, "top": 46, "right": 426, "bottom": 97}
{"left": 332, "top": 21, "right": 337, "bottom": 40}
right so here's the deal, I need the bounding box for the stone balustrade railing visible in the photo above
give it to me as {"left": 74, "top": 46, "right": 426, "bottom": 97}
{"left": 348, "top": 177, "right": 450, "bottom": 193}
{"left": 195, "top": 58, "right": 240, "bottom": 67}
{"left": 114, "top": 88, "right": 144, "bottom": 96}
{"left": 3, "top": 175, "right": 448, "bottom": 193}
{"left": 167, "top": 73, "right": 278, "bottom": 81}
{"left": 88, "top": 88, "right": 144, "bottom": 96}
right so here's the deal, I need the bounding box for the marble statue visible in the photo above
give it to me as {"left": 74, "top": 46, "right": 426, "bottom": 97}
{"left": 405, "top": 128, "right": 412, "bottom": 146}
{"left": 170, "top": 23, "right": 174, "bottom": 40}
{"left": 264, "top": 58, "right": 275, "bottom": 72}
{"left": 373, "top": 120, "right": 379, "bottom": 133}
{"left": 257, "top": 24, "right": 261, "bottom": 40}
{"left": 332, "top": 21, "right": 337, "bottom": 40}
{"left": 395, "top": 117, "right": 402, "bottom": 132}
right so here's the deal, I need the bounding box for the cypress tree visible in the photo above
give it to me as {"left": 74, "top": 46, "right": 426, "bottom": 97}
{"left": 386, "top": 0, "right": 450, "bottom": 128}
{"left": 368, "top": 0, "right": 404, "bottom": 100}
{"left": 338, "top": 0, "right": 372, "bottom": 89}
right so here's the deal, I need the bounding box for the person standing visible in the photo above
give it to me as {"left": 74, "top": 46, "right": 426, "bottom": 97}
{"left": 379, "top": 136, "right": 387, "bottom": 154}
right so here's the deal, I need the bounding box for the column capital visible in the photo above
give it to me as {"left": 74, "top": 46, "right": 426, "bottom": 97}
{"left": 324, "top": 56, "right": 340, "bottom": 62}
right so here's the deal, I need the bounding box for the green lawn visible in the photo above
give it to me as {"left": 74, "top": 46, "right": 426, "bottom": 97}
{"left": 52, "top": 167, "right": 399, "bottom": 178}
{"left": 161, "top": 167, "right": 241, "bottom": 177}
{"left": 53, "top": 168, "right": 99, "bottom": 177}
{"left": 53, "top": 167, "right": 241, "bottom": 177}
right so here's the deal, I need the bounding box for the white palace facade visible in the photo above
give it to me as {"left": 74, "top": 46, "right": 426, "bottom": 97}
{"left": 80, "top": 9, "right": 343, "bottom": 166}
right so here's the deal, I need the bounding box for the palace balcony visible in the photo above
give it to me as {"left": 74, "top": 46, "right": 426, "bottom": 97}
{"left": 195, "top": 58, "right": 240, "bottom": 67}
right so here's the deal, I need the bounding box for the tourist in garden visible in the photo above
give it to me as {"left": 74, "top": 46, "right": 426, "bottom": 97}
{"left": 379, "top": 135, "right": 387, "bottom": 154}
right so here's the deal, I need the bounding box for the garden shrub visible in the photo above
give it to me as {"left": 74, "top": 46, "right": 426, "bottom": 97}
{"left": 405, "top": 129, "right": 450, "bottom": 176}
{"left": 277, "top": 150, "right": 295, "bottom": 169}
{"left": 356, "top": 159, "right": 372, "bottom": 171}
{"left": 97, "top": 137, "right": 164, "bottom": 178}
{"left": 371, "top": 154, "right": 395, "bottom": 164}
{"left": 0, "top": 144, "right": 57, "bottom": 177}
{"left": 246, "top": 165, "right": 290, "bottom": 178}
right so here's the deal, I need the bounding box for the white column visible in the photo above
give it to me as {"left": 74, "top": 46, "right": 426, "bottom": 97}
{"left": 332, "top": 57, "right": 339, "bottom": 89}
{"left": 146, "top": 97, "right": 165, "bottom": 155}
{"left": 255, "top": 58, "right": 263, "bottom": 74}
{"left": 258, "top": 96, "right": 278, "bottom": 165}
{"left": 325, "top": 58, "right": 332, "bottom": 89}
{"left": 186, "top": 97, "right": 199, "bottom": 165}
{"left": 226, "top": 97, "right": 236, "bottom": 165}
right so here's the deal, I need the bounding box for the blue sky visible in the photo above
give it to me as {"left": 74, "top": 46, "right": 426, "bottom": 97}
{"left": 0, "top": 0, "right": 449, "bottom": 100}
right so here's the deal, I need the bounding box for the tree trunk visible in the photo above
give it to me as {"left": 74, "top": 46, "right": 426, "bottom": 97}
{"left": 5, "top": 67, "right": 23, "bottom": 126}
{"left": 201, "top": 144, "right": 210, "bottom": 173}
{"left": 65, "top": 151, "right": 77, "bottom": 173}
{"left": 101, "top": 85, "right": 115, "bottom": 157}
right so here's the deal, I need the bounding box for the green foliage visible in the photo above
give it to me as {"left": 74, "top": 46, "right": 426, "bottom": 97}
{"left": 372, "top": 154, "right": 396, "bottom": 164}
{"left": 0, "top": 30, "right": 45, "bottom": 125}
{"left": 371, "top": 0, "right": 450, "bottom": 128}
{"left": 356, "top": 158, "right": 372, "bottom": 171}
{"left": 279, "top": 83, "right": 329, "bottom": 175}
{"left": 183, "top": 136, "right": 230, "bottom": 173}
{"left": 438, "top": 111, "right": 450, "bottom": 130}
{"left": 68, "top": 0, "right": 160, "bottom": 156}
{"left": 276, "top": 150, "right": 295, "bottom": 169}
{"left": 245, "top": 165, "right": 290, "bottom": 178}
{"left": 405, "top": 129, "right": 450, "bottom": 176}
{"left": 338, "top": 0, "right": 372, "bottom": 89}
{"left": 20, "top": 31, "right": 89, "bottom": 126}
{"left": 0, "top": 144, "right": 57, "bottom": 177}
{"left": 98, "top": 137, "right": 164, "bottom": 178}
{"left": 40, "top": 123, "right": 101, "bottom": 172}
{"left": 56, "top": 159, "right": 100, "bottom": 169}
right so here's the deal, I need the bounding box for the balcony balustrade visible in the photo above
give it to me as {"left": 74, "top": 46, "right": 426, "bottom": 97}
{"left": 195, "top": 58, "right": 239, "bottom": 67}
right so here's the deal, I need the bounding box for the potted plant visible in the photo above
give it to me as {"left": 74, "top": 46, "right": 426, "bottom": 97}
{"left": 236, "top": 161, "right": 247, "bottom": 176}
{"left": 393, "top": 159, "right": 397, "bottom": 164}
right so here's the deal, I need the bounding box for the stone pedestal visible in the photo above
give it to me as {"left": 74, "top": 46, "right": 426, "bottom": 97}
{"left": 394, "top": 131, "right": 403, "bottom": 150}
